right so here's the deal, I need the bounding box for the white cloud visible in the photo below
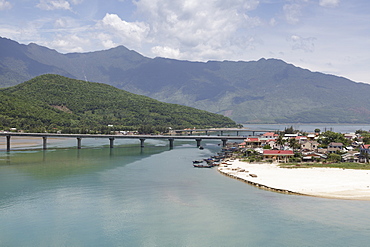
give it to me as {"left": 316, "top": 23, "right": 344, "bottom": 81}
{"left": 289, "top": 35, "right": 316, "bottom": 52}
{"left": 98, "top": 13, "right": 149, "bottom": 47}
{"left": 70, "top": 0, "right": 84, "bottom": 4}
{"left": 283, "top": 3, "right": 302, "bottom": 24}
{"left": 134, "top": 0, "right": 262, "bottom": 60}
{"left": 319, "top": 0, "right": 340, "bottom": 8}
{"left": 151, "top": 46, "right": 180, "bottom": 58}
{"left": 54, "top": 17, "right": 79, "bottom": 28}
{"left": 96, "top": 33, "right": 117, "bottom": 49}
{"left": 37, "top": 0, "right": 71, "bottom": 10}
{"left": 48, "top": 34, "right": 86, "bottom": 52}
{"left": 0, "top": 0, "right": 12, "bottom": 10}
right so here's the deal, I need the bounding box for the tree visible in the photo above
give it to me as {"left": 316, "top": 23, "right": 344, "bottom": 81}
{"left": 288, "top": 138, "right": 300, "bottom": 151}
{"left": 276, "top": 135, "right": 285, "bottom": 150}
{"left": 263, "top": 144, "right": 271, "bottom": 149}
{"left": 327, "top": 153, "right": 341, "bottom": 163}
{"left": 284, "top": 126, "right": 295, "bottom": 134}
{"left": 364, "top": 152, "right": 370, "bottom": 164}
{"left": 360, "top": 132, "right": 370, "bottom": 144}
{"left": 318, "top": 131, "right": 350, "bottom": 148}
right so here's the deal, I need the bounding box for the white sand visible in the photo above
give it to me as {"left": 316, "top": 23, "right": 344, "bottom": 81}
{"left": 218, "top": 160, "right": 370, "bottom": 200}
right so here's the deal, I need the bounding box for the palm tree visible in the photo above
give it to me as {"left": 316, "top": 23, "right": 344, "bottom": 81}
{"left": 276, "top": 135, "right": 285, "bottom": 150}
{"left": 289, "top": 138, "right": 300, "bottom": 152}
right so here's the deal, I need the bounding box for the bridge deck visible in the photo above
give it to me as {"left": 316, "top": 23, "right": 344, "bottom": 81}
{"left": 0, "top": 132, "right": 247, "bottom": 151}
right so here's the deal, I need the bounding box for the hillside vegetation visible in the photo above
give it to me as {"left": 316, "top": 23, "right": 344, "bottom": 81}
{"left": 0, "top": 74, "right": 236, "bottom": 133}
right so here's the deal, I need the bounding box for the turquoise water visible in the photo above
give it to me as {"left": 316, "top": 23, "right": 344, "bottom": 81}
{"left": 1, "top": 138, "right": 370, "bottom": 246}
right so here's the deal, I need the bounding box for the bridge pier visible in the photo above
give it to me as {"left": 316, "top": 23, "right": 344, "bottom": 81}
{"left": 109, "top": 137, "right": 114, "bottom": 148}
{"left": 0, "top": 133, "right": 248, "bottom": 151}
{"left": 220, "top": 131, "right": 224, "bottom": 136}
{"left": 77, "top": 137, "right": 82, "bottom": 149}
{"left": 140, "top": 138, "right": 145, "bottom": 148}
{"left": 222, "top": 139, "right": 228, "bottom": 147}
{"left": 6, "top": 135, "right": 10, "bottom": 151}
{"left": 196, "top": 138, "right": 202, "bottom": 147}
{"left": 168, "top": 138, "right": 174, "bottom": 149}
{"left": 43, "top": 137, "right": 47, "bottom": 150}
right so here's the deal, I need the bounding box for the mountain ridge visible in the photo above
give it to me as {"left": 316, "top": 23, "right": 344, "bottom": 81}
{"left": 1, "top": 37, "right": 370, "bottom": 124}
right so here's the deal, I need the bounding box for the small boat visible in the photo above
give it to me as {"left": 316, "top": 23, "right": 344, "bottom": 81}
{"left": 199, "top": 146, "right": 204, "bottom": 150}
{"left": 193, "top": 163, "right": 213, "bottom": 168}
{"left": 192, "top": 160, "right": 204, "bottom": 164}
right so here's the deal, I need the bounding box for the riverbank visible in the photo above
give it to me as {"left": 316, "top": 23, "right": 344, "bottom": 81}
{"left": 218, "top": 159, "right": 370, "bottom": 200}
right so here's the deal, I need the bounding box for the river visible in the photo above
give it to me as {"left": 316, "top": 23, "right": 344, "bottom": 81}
{"left": 1, "top": 126, "right": 370, "bottom": 246}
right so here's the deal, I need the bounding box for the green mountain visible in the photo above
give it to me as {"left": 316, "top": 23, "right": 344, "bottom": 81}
{"left": 0, "top": 74, "right": 236, "bottom": 132}
{"left": 2, "top": 37, "right": 370, "bottom": 123}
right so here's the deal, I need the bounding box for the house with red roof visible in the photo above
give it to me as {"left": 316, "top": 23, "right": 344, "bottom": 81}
{"left": 359, "top": 144, "right": 370, "bottom": 162}
{"left": 262, "top": 132, "right": 279, "bottom": 139}
{"left": 360, "top": 144, "right": 370, "bottom": 155}
{"left": 263, "top": 150, "right": 294, "bottom": 163}
{"left": 265, "top": 139, "right": 278, "bottom": 149}
{"left": 244, "top": 137, "right": 261, "bottom": 148}
{"left": 295, "top": 136, "right": 307, "bottom": 143}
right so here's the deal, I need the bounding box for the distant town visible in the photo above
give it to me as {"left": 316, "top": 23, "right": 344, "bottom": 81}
{"left": 223, "top": 127, "right": 370, "bottom": 164}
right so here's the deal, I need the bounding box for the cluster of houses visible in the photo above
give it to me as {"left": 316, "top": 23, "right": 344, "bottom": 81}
{"left": 236, "top": 131, "right": 370, "bottom": 163}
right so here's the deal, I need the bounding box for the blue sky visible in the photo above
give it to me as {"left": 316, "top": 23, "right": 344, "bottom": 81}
{"left": 0, "top": 0, "right": 369, "bottom": 83}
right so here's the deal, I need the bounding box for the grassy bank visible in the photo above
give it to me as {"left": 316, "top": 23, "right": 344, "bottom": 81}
{"left": 279, "top": 163, "right": 370, "bottom": 170}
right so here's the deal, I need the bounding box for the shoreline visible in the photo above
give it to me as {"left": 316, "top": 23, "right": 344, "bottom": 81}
{"left": 218, "top": 159, "right": 370, "bottom": 201}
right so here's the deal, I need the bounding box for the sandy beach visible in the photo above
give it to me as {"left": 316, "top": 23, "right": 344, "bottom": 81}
{"left": 218, "top": 159, "right": 370, "bottom": 200}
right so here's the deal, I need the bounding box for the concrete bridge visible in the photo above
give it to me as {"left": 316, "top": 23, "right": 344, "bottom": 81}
{"left": 0, "top": 132, "right": 248, "bottom": 151}
{"left": 172, "top": 128, "right": 278, "bottom": 136}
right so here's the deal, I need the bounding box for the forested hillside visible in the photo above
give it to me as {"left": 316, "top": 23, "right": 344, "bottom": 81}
{"left": 0, "top": 74, "right": 236, "bottom": 133}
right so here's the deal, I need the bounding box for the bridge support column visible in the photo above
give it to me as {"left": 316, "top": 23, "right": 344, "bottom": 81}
{"left": 6, "top": 135, "right": 10, "bottom": 151}
{"left": 42, "top": 137, "right": 47, "bottom": 150}
{"left": 140, "top": 139, "right": 145, "bottom": 148}
{"left": 222, "top": 139, "right": 228, "bottom": 147}
{"left": 168, "top": 138, "right": 174, "bottom": 149}
{"left": 236, "top": 131, "right": 239, "bottom": 136}
{"left": 109, "top": 137, "right": 114, "bottom": 148}
{"left": 196, "top": 138, "right": 202, "bottom": 147}
{"left": 77, "top": 138, "right": 82, "bottom": 149}
{"left": 220, "top": 131, "right": 224, "bottom": 136}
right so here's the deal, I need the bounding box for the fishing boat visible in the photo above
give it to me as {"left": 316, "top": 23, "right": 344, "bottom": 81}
{"left": 193, "top": 163, "right": 213, "bottom": 168}
{"left": 192, "top": 160, "right": 204, "bottom": 164}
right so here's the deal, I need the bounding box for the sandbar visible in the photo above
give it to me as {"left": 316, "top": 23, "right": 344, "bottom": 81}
{"left": 218, "top": 160, "right": 370, "bottom": 200}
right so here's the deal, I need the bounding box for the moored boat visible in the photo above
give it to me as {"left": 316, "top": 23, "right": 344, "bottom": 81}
{"left": 193, "top": 163, "right": 213, "bottom": 168}
{"left": 192, "top": 160, "right": 204, "bottom": 164}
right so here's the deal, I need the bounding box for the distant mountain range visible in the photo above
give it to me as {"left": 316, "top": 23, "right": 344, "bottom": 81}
{"left": 1, "top": 36, "right": 370, "bottom": 124}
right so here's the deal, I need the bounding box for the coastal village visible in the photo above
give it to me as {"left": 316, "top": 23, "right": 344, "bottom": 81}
{"left": 223, "top": 128, "right": 370, "bottom": 164}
